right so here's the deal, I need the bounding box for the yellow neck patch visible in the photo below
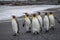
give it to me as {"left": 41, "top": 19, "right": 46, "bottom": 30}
{"left": 25, "top": 16, "right": 29, "bottom": 20}
{"left": 33, "top": 17, "right": 36, "bottom": 19}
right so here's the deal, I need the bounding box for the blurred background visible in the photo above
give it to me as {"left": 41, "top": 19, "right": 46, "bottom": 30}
{"left": 0, "top": 0, "right": 60, "bottom": 40}
{"left": 0, "top": 0, "right": 60, "bottom": 5}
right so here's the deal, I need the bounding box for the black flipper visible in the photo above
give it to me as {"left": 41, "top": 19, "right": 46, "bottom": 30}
{"left": 37, "top": 18, "right": 42, "bottom": 32}
{"left": 15, "top": 18, "right": 20, "bottom": 34}
{"left": 29, "top": 17, "right": 32, "bottom": 23}
{"left": 23, "top": 20, "right": 25, "bottom": 27}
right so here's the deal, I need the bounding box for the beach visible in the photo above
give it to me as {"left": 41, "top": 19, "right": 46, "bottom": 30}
{"left": 0, "top": 5, "right": 60, "bottom": 40}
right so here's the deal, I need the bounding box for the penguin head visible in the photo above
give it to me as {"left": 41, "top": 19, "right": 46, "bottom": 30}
{"left": 50, "top": 12, "right": 53, "bottom": 15}
{"left": 45, "top": 12, "right": 48, "bottom": 15}
{"left": 24, "top": 13, "right": 29, "bottom": 18}
{"left": 33, "top": 14, "right": 36, "bottom": 17}
{"left": 12, "top": 15, "right": 16, "bottom": 19}
{"left": 25, "top": 13, "right": 28, "bottom": 15}
{"left": 37, "top": 12, "right": 41, "bottom": 15}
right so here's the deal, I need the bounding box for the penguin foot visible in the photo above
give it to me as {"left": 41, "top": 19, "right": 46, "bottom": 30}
{"left": 58, "top": 21, "right": 60, "bottom": 23}
{"left": 33, "top": 33, "right": 35, "bottom": 35}
{"left": 37, "top": 32, "right": 39, "bottom": 34}
{"left": 49, "top": 28, "right": 51, "bottom": 30}
{"left": 40, "top": 27, "right": 42, "bottom": 32}
{"left": 17, "top": 31, "right": 20, "bottom": 34}
{"left": 33, "top": 31, "right": 39, "bottom": 35}
{"left": 26, "top": 31, "right": 31, "bottom": 33}
{"left": 51, "top": 27, "right": 54, "bottom": 30}
{"left": 13, "top": 34, "right": 17, "bottom": 36}
{"left": 40, "top": 29, "right": 42, "bottom": 32}
{"left": 29, "top": 27, "right": 31, "bottom": 30}
{"left": 45, "top": 30, "right": 49, "bottom": 33}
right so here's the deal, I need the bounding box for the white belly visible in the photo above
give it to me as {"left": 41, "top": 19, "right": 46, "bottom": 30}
{"left": 25, "top": 18, "right": 31, "bottom": 31}
{"left": 49, "top": 15, "right": 55, "bottom": 27}
{"left": 44, "top": 16, "right": 49, "bottom": 30}
{"left": 32, "top": 18, "right": 40, "bottom": 33}
{"left": 12, "top": 19, "right": 18, "bottom": 33}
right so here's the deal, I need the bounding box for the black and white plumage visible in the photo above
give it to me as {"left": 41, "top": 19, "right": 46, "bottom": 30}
{"left": 11, "top": 16, "right": 19, "bottom": 36}
{"left": 23, "top": 13, "right": 31, "bottom": 33}
{"left": 49, "top": 12, "right": 55, "bottom": 30}
{"left": 43, "top": 13, "right": 49, "bottom": 32}
{"left": 37, "top": 12, "right": 43, "bottom": 31}
{"left": 32, "top": 14, "right": 40, "bottom": 34}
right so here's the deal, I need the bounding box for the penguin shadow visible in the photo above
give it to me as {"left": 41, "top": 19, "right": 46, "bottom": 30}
{"left": 44, "top": 28, "right": 55, "bottom": 35}
{"left": 39, "top": 27, "right": 56, "bottom": 36}
{"left": 8, "top": 32, "right": 21, "bottom": 40}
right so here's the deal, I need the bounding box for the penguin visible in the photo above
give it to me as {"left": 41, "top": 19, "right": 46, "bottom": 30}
{"left": 23, "top": 13, "right": 31, "bottom": 33}
{"left": 49, "top": 12, "right": 55, "bottom": 30}
{"left": 37, "top": 12, "right": 43, "bottom": 32}
{"left": 32, "top": 14, "right": 40, "bottom": 34}
{"left": 11, "top": 15, "right": 19, "bottom": 36}
{"left": 43, "top": 13, "right": 49, "bottom": 32}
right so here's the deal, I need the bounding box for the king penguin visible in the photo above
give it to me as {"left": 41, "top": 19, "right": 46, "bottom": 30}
{"left": 43, "top": 13, "right": 49, "bottom": 32}
{"left": 49, "top": 12, "right": 55, "bottom": 30}
{"left": 23, "top": 13, "right": 31, "bottom": 33}
{"left": 32, "top": 14, "right": 40, "bottom": 34}
{"left": 37, "top": 12, "right": 43, "bottom": 32}
{"left": 11, "top": 15, "right": 19, "bottom": 36}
